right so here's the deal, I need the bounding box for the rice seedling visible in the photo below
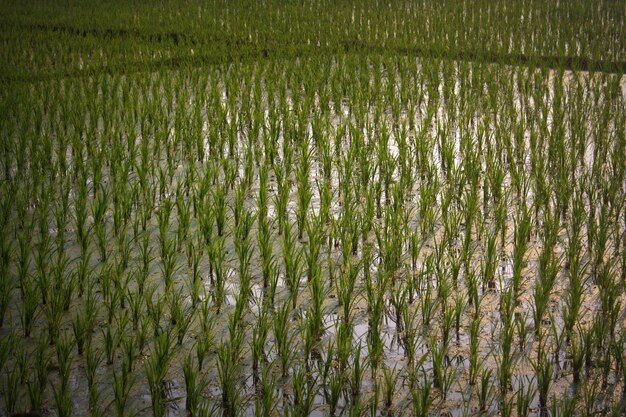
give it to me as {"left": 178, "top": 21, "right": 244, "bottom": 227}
{"left": 196, "top": 399, "right": 220, "bottom": 417}
{"left": 146, "top": 331, "right": 174, "bottom": 417}
{"left": 258, "top": 216, "right": 275, "bottom": 290}
{"left": 581, "top": 377, "right": 600, "bottom": 417}
{"left": 532, "top": 242, "right": 560, "bottom": 336}
{"left": 226, "top": 310, "right": 246, "bottom": 366}
{"left": 160, "top": 236, "right": 179, "bottom": 292}
{"left": 468, "top": 314, "right": 483, "bottom": 386}
{"left": 273, "top": 299, "right": 296, "bottom": 377}
{"left": 419, "top": 279, "right": 436, "bottom": 328}
{"left": 381, "top": 365, "right": 398, "bottom": 410}
{"left": 251, "top": 305, "right": 269, "bottom": 382}
{"left": 515, "top": 376, "right": 537, "bottom": 417}
{"left": 482, "top": 232, "right": 498, "bottom": 291}
{"left": 512, "top": 206, "right": 532, "bottom": 300}
{"left": 283, "top": 222, "right": 305, "bottom": 310}
{"left": 92, "top": 187, "right": 110, "bottom": 262}
{"left": 216, "top": 341, "right": 242, "bottom": 417}
{"left": 169, "top": 287, "right": 193, "bottom": 345}
{"left": 550, "top": 393, "right": 577, "bottom": 417}
{"left": 337, "top": 260, "right": 359, "bottom": 324}
{"left": 51, "top": 332, "right": 73, "bottom": 417}
{"left": 531, "top": 345, "right": 553, "bottom": 412}
{"left": 3, "top": 361, "right": 21, "bottom": 416}
{"left": 112, "top": 365, "right": 134, "bottom": 417}
{"left": 212, "top": 184, "right": 228, "bottom": 238}
{"left": 209, "top": 235, "right": 227, "bottom": 314}
{"left": 195, "top": 330, "right": 213, "bottom": 372}
{"left": 43, "top": 287, "right": 64, "bottom": 345}
{"left": 183, "top": 353, "right": 206, "bottom": 416}
{"left": 410, "top": 377, "right": 432, "bottom": 417}
{"left": 254, "top": 361, "right": 278, "bottom": 417}
{"left": 25, "top": 333, "right": 48, "bottom": 413}
{"left": 478, "top": 368, "right": 494, "bottom": 413}
{"left": 19, "top": 276, "right": 39, "bottom": 338}
{"left": 368, "top": 380, "right": 380, "bottom": 417}
{"left": 334, "top": 316, "right": 352, "bottom": 374}
{"left": 296, "top": 146, "right": 313, "bottom": 241}
{"left": 325, "top": 364, "right": 344, "bottom": 416}
{"left": 429, "top": 337, "right": 448, "bottom": 391}
{"left": 349, "top": 342, "right": 364, "bottom": 399}
{"left": 496, "top": 318, "right": 517, "bottom": 396}
{"left": 0, "top": 232, "right": 12, "bottom": 328}
{"left": 571, "top": 330, "right": 586, "bottom": 386}
{"left": 291, "top": 367, "right": 317, "bottom": 417}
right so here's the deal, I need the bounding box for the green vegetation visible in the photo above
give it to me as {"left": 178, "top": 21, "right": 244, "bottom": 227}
{"left": 0, "top": 1, "right": 625, "bottom": 416}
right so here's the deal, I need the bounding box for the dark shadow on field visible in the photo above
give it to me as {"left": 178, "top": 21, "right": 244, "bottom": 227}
{"left": 3, "top": 22, "right": 626, "bottom": 83}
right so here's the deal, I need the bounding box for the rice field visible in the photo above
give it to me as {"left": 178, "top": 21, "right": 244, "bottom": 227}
{"left": 0, "top": 1, "right": 625, "bottom": 416}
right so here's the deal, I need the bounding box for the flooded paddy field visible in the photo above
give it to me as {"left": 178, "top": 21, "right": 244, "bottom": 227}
{"left": 1, "top": 2, "right": 626, "bottom": 417}
{"left": 0, "top": 56, "right": 624, "bottom": 417}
